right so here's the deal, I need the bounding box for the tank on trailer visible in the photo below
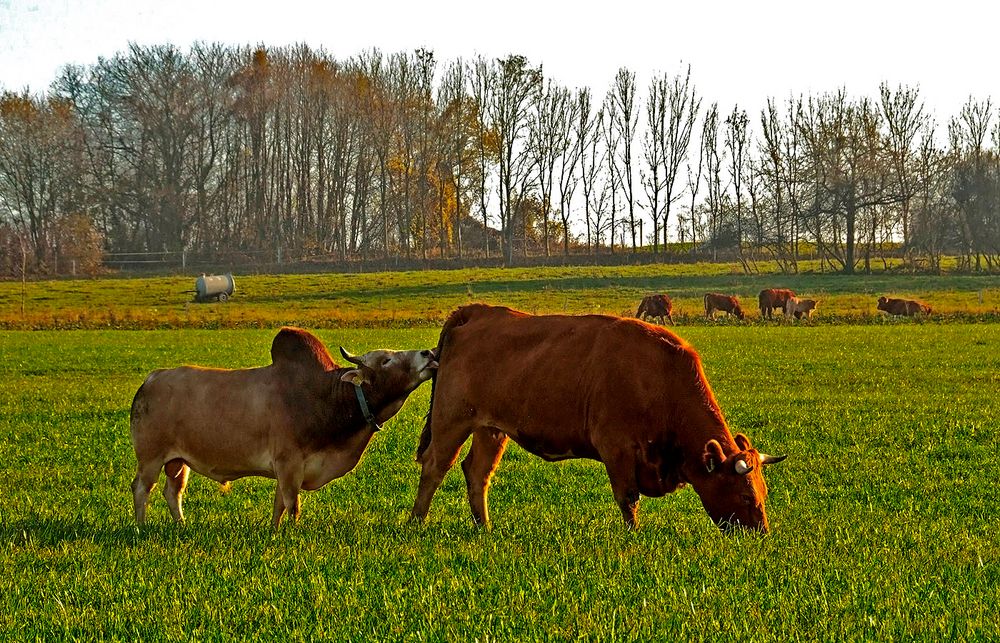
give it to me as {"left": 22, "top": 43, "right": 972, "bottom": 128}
{"left": 194, "top": 273, "right": 236, "bottom": 302}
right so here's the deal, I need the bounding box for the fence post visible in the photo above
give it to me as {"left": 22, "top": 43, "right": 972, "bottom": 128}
{"left": 182, "top": 250, "right": 186, "bottom": 270}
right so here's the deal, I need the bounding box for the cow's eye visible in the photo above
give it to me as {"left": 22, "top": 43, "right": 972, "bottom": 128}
{"left": 382, "top": 358, "right": 392, "bottom": 366}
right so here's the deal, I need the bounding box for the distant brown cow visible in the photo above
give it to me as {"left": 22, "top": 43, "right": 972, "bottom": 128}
{"left": 758, "top": 288, "right": 797, "bottom": 319}
{"left": 704, "top": 293, "right": 745, "bottom": 320}
{"left": 877, "top": 296, "right": 931, "bottom": 317}
{"left": 784, "top": 297, "right": 818, "bottom": 320}
{"left": 129, "top": 327, "right": 437, "bottom": 527}
{"left": 411, "top": 304, "right": 787, "bottom": 531}
{"left": 636, "top": 294, "right": 674, "bottom": 325}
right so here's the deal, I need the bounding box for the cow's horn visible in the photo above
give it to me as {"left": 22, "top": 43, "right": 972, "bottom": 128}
{"left": 339, "top": 346, "right": 364, "bottom": 366}
{"left": 735, "top": 459, "right": 755, "bottom": 475}
{"left": 759, "top": 453, "right": 788, "bottom": 466}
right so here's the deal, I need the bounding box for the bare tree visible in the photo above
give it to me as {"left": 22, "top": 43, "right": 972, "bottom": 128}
{"left": 656, "top": 65, "right": 700, "bottom": 252}
{"left": 610, "top": 68, "right": 639, "bottom": 251}
{"left": 578, "top": 98, "right": 603, "bottom": 253}
{"left": 684, "top": 134, "right": 704, "bottom": 252}
{"left": 490, "top": 54, "right": 541, "bottom": 264}
{"left": 725, "top": 105, "right": 750, "bottom": 270}
{"left": 555, "top": 89, "right": 584, "bottom": 255}
{"left": 0, "top": 91, "right": 84, "bottom": 267}
{"left": 879, "top": 83, "right": 925, "bottom": 264}
{"left": 470, "top": 55, "right": 495, "bottom": 258}
{"left": 529, "top": 78, "right": 568, "bottom": 256}
{"left": 437, "top": 58, "right": 474, "bottom": 258}
{"left": 948, "top": 97, "right": 994, "bottom": 271}
{"left": 642, "top": 76, "right": 666, "bottom": 251}
{"left": 702, "top": 103, "right": 724, "bottom": 259}
{"left": 602, "top": 92, "right": 620, "bottom": 254}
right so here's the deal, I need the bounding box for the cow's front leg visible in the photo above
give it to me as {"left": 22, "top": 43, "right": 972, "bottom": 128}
{"left": 272, "top": 458, "right": 304, "bottom": 529}
{"left": 601, "top": 452, "right": 642, "bottom": 529}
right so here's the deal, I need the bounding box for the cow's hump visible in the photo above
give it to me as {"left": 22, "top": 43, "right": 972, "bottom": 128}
{"left": 270, "top": 326, "right": 337, "bottom": 371}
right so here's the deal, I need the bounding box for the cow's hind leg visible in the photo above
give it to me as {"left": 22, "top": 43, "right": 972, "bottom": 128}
{"left": 411, "top": 424, "right": 473, "bottom": 523}
{"left": 162, "top": 458, "right": 190, "bottom": 523}
{"left": 131, "top": 459, "right": 161, "bottom": 525}
{"left": 461, "top": 427, "right": 509, "bottom": 527}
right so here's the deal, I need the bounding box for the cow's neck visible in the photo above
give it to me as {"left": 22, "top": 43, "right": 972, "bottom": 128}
{"left": 330, "top": 370, "right": 408, "bottom": 432}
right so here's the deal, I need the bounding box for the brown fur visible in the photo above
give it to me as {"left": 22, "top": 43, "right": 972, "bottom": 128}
{"left": 411, "top": 304, "right": 786, "bottom": 531}
{"left": 270, "top": 326, "right": 337, "bottom": 371}
{"left": 704, "top": 293, "right": 745, "bottom": 320}
{"left": 130, "top": 326, "right": 436, "bottom": 527}
{"left": 635, "top": 294, "right": 674, "bottom": 325}
{"left": 877, "top": 296, "right": 931, "bottom": 317}
{"left": 758, "top": 288, "right": 797, "bottom": 319}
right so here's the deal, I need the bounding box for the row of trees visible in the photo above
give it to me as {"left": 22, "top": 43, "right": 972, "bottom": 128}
{"left": 1, "top": 43, "right": 999, "bottom": 275}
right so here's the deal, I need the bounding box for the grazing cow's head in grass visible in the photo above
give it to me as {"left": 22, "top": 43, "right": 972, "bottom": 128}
{"left": 697, "top": 433, "right": 787, "bottom": 533}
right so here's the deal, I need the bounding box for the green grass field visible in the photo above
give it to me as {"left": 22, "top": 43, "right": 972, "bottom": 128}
{"left": 1, "top": 262, "right": 998, "bottom": 329}
{"left": 2, "top": 263, "right": 999, "bottom": 639}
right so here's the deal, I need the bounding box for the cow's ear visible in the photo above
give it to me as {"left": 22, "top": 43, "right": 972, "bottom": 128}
{"left": 702, "top": 439, "right": 726, "bottom": 474}
{"left": 340, "top": 369, "right": 369, "bottom": 386}
{"left": 734, "top": 433, "right": 752, "bottom": 451}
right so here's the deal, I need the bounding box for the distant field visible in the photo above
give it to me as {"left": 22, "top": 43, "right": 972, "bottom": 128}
{"left": 1, "top": 326, "right": 997, "bottom": 639}
{"left": 0, "top": 262, "right": 998, "bottom": 329}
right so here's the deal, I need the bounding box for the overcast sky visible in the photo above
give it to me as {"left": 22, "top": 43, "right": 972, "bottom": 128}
{"left": 1, "top": 0, "right": 998, "bottom": 121}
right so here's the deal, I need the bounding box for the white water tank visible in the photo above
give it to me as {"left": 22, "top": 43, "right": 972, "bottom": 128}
{"left": 194, "top": 273, "right": 236, "bottom": 302}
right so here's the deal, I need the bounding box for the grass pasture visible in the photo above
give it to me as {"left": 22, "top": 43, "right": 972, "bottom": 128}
{"left": 2, "top": 323, "right": 998, "bottom": 640}
{"left": 1, "top": 262, "right": 998, "bottom": 329}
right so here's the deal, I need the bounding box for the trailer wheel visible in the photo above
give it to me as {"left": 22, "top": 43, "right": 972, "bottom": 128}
{"left": 218, "top": 292, "right": 229, "bottom": 302}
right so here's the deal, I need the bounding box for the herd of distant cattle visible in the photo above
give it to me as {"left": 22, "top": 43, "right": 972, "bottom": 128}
{"left": 127, "top": 289, "right": 931, "bottom": 536}
{"left": 635, "top": 289, "right": 932, "bottom": 324}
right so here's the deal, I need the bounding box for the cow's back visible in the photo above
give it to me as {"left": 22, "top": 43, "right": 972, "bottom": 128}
{"left": 131, "top": 365, "right": 280, "bottom": 464}
{"left": 431, "top": 305, "right": 711, "bottom": 453}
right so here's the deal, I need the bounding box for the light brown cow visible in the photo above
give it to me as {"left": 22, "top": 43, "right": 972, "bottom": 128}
{"left": 636, "top": 294, "right": 674, "bottom": 325}
{"left": 704, "top": 293, "right": 745, "bottom": 320}
{"left": 129, "top": 327, "right": 437, "bottom": 527}
{"left": 758, "top": 288, "right": 796, "bottom": 319}
{"left": 784, "top": 297, "right": 818, "bottom": 319}
{"left": 411, "top": 304, "right": 786, "bottom": 531}
{"left": 877, "top": 296, "right": 931, "bottom": 317}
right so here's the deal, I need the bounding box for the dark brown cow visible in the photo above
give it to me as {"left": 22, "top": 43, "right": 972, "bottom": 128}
{"left": 411, "top": 304, "right": 786, "bottom": 531}
{"left": 130, "top": 327, "right": 437, "bottom": 527}
{"left": 704, "top": 293, "right": 745, "bottom": 320}
{"left": 636, "top": 294, "right": 674, "bottom": 325}
{"left": 758, "top": 288, "right": 797, "bottom": 319}
{"left": 877, "top": 296, "right": 931, "bottom": 317}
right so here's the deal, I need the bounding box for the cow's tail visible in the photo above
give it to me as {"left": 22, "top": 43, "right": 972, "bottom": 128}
{"left": 416, "top": 306, "right": 473, "bottom": 462}
{"left": 703, "top": 293, "right": 710, "bottom": 316}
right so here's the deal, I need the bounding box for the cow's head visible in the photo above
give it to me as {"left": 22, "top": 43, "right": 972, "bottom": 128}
{"left": 733, "top": 303, "right": 745, "bottom": 320}
{"left": 697, "top": 433, "right": 786, "bottom": 533}
{"left": 876, "top": 296, "right": 889, "bottom": 311}
{"left": 339, "top": 347, "right": 438, "bottom": 420}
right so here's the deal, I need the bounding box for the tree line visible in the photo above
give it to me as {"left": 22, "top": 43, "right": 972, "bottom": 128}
{"left": 1, "top": 42, "right": 999, "bottom": 276}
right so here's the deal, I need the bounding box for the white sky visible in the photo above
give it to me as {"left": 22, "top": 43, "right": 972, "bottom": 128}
{"left": 1, "top": 0, "right": 999, "bottom": 122}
